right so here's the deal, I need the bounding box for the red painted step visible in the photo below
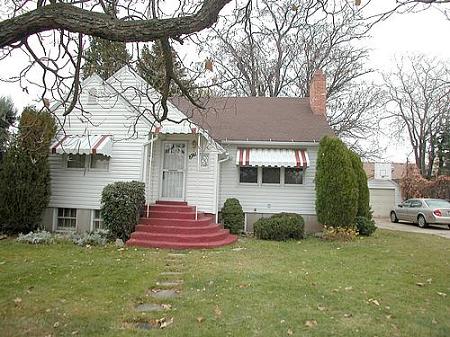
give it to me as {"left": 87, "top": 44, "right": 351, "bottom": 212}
{"left": 127, "top": 201, "right": 237, "bottom": 250}
{"left": 130, "top": 229, "right": 230, "bottom": 243}
{"left": 149, "top": 204, "right": 194, "bottom": 212}
{"left": 139, "top": 216, "right": 213, "bottom": 227}
{"left": 135, "top": 224, "right": 222, "bottom": 235}
{"left": 126, "top": 235, "right": 238, "bottom": 250}
{"left": 155, "top": 200, "right": 188, "bottom": 206}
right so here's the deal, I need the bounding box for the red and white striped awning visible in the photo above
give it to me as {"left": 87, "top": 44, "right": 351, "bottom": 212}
{"left": 50, "top": 135, "right": 113, "bottom": 156}
{"left": 236, "top": 148, "right": 309, "bottom": 168}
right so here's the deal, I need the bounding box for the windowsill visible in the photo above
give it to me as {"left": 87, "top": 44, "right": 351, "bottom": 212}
{"left": 89, "top": 168, "right": 109, "bottom": 172}
{"left": 65, "top": 167, "right": 85, "bottom": 171}
{"left": 55, "top": 228, "right": 76, "bottom": 233}
{"left": 239, "top": 182, "right": 258, "bottom": 185}
{"left": 261, "top": 183, "right": 281, "bottom": 186}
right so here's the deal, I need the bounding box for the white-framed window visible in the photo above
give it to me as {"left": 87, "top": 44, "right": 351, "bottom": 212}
{"left": 284, "top": 167, "right": 304, "bottom": 185}
{"left": 262, "top": 167, "right": 281, "bottom": 184}
{"left": 90, "top": 154, "right": 110, "bottom": 170}
{"left": 92, "top": 210, "right": 104, "bottom": 230}
{"left": 200, "top": 153, "right": 209, "bottom": 168}
{"left": 239, "top": 166, "right": 258, "bottom": 184}
{"left": 57, "top": 208, "right": 77, "bottom": 230}
{"left": 67, "top": 154, "right": 86, "bottom": 169}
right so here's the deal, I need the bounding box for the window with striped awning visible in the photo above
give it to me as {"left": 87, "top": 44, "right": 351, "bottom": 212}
{"left": 236, "top": 148, "right": 309, "bottom": 168}
{"left": 50, "top": 135, "right": 113, "bottom": 156}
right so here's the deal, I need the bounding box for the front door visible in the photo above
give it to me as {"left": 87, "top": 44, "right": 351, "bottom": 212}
{"left": 161, "top": 142, "right": 187, "bottom": 200}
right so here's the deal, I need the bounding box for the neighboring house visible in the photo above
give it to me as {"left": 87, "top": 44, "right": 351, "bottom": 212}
{"left": 363, "top": 162, "right": 406, "bottom": 218}
{"left": 42, "top": 66, "right": 334, "bottom": 248}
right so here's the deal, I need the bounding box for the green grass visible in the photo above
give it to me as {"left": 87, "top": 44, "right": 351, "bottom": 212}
{"left": 0, "top": 230, "right": 449, "bottom": 337}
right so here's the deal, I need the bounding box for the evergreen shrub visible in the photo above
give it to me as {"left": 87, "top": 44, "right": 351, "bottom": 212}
{"left": 355, "top": 216, "right": 377, "bottom": 236}
{"left": 254, "top": 213, "right": 305, "bottom": 241}
{"left": 0, "top": 108, "right": 56, "bottom": 234}
{"left": 101, "top": 181, "right": 145, "bottom": 241}
{"left": 315, "top": 136, "right": 358, "bottom": 228}
{"left": 221, "top": 198, "right": 244, "bottom": 234}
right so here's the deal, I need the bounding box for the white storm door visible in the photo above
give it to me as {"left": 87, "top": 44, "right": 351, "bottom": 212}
{"left": 161, "top": 142, "right": 187, "bottom": 200}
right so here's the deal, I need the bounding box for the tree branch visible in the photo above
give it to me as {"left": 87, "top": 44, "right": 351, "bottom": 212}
{"left": 0, "top": 0, "right": 232, "bottom": 48}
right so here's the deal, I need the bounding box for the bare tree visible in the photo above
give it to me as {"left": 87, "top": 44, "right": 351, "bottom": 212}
{"left": 0, "top": 0, "right": 235, "bottom": 122}
{"left": 383, "top": 55, "right": 450, "bottom": 178}
{"left": 191, "top": 0, "right": 382, "bottom": 157}
{"left": 0, "top": 0, "right": 448, "bottom": 129}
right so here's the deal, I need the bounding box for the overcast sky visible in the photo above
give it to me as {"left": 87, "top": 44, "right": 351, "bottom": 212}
{"left": 0, "top": 2, "right": 449, "bottom": 163}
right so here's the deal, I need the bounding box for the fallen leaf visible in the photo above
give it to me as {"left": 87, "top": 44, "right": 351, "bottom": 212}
{"left": 53, "top": 322, "right": 60, "bottom": 328}
{"left": 214, "top": 305, "right": 222, "bottom": 317}
{"left": 71, "top": 330, "right": 79, "bottom": 335}
{"left": 432, "top": 318, "right": 437, "bottom": 325}
{"left": 345, "top": 286, "right": 353, "bottom": 291}
{"left": 13, "top": 297, "right": 22, "bottom": 305}
{"left": 280, "top": 319, "right": 286, "bottom": 324}
{"left": 437, "top": 292, "right": 447, "bottom": 297}
{"left": 344, "top": 313, "right": 352, "bottom": 318}
{"left": 385, "top": 315, "right": 392, "bottom": 320}
{"left": 317, "top": 305, "right": 326, "bottom": 311}
{"left": 159, "top": 317, "right": 173, "bottom": 329}
{"left": 196, "top": 317, "right": 205, "bottom": 323}
{"left": 161, "top": 304, "right": 172, "bottom": 310}
{"left": 416, "top": 282, "right": 425, "bottom": 287}
{"left": 287, "top": 328, "right": 293, "bottom": 335}
{"left": 304, "top": 319, "right": 318, "bottom": 328}
{"left": 368, "top": 298, "right": 380, "bottom": 306}
{"left": 426, "top": 278, "right": 432, "bottom": 284}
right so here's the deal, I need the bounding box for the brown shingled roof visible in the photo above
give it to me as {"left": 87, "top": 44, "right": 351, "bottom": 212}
{"left": 171, "top": 97, "right": 334, "bottom": 142}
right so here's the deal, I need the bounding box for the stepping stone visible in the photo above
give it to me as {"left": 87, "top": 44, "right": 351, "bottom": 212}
{"left": 135, "top": 303, "right": 168, "bottom": 312}
{"left": 156, "top": 280, "right": 184, "bottom": 287}
{"left": 147, "top": 289, "right": 180, "bottom": 299}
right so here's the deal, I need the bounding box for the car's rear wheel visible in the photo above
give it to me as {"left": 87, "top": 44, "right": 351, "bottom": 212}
{"left": 417, "top": 215, "right": 427, "bottom": 228}
{"left": 390, "top": 211, "right": 398, "bottom": 223}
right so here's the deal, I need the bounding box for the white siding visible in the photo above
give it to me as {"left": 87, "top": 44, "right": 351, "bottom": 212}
{"left": 147, "top": 135, "right": 219, "bottom": 214}
{"left": 218, "top": 144, "right": 319, "bottom": 215}
{"left": 49, "top": 76, "right": 150, "bottom": 210}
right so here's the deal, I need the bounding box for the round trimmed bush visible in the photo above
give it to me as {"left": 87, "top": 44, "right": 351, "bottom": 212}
{"left": 355, "top": 216, "right": 377, "bottom": 236}
{"left": 101, "top": 181, "right": 145, "bottom": 241}
{"left": 221, "top": 198, "right": 244, "bottom": 234}
{"left": 254, "top": 213, "right": 305, "bottom": 241}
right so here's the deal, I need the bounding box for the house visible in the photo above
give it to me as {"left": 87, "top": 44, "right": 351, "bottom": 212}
{"left": 42, "top": 66, "right": 334, "bottom": 248}
{"left": 363, "top": 162, "right": 406, "bottom": 218}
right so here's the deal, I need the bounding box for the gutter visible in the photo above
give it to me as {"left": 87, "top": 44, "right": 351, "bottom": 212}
{"left": 220, "top": 140, "right": 319, "bottom": 147}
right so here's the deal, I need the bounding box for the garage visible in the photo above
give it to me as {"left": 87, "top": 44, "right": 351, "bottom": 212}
{"left": 369, "top": 188, "right": 396, "bottom": 218}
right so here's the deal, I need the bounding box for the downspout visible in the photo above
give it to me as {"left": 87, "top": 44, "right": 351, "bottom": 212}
{"left": 195, "top": 132, "right": 201, "bottom": 220}
{"left": 141, "top": 133, "right": 158, "bottom": 217}
{"left": 216, "top": 153, "right": 231, "bottom": 223}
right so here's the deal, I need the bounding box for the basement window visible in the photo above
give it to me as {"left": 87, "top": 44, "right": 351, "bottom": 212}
{"left": 92, "top": 210, "right": 104, "bottom": 230}
{"left": 57, "top": 208, "right": 77, "bottom": 230}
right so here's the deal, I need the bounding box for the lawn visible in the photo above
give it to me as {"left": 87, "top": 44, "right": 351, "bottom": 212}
{"left": 0, "top": 230, "right": 449, "bottom": 337}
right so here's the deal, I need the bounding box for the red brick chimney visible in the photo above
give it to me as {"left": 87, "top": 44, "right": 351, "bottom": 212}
{"left": 309, "top": 70, "right": 326, "bottom": 115}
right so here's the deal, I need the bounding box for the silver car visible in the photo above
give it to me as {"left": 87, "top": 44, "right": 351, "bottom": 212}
{"left": 390, "top": 198, "right": 450, "bottom": 229}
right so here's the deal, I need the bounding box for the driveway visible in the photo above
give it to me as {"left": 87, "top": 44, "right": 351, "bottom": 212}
{"left": 375, "top": 218, "right": 450, "bottom": 239}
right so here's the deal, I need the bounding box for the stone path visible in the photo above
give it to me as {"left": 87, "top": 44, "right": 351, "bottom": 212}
{"left": 124, "top": 250, "right": 187, "bottom": 330}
